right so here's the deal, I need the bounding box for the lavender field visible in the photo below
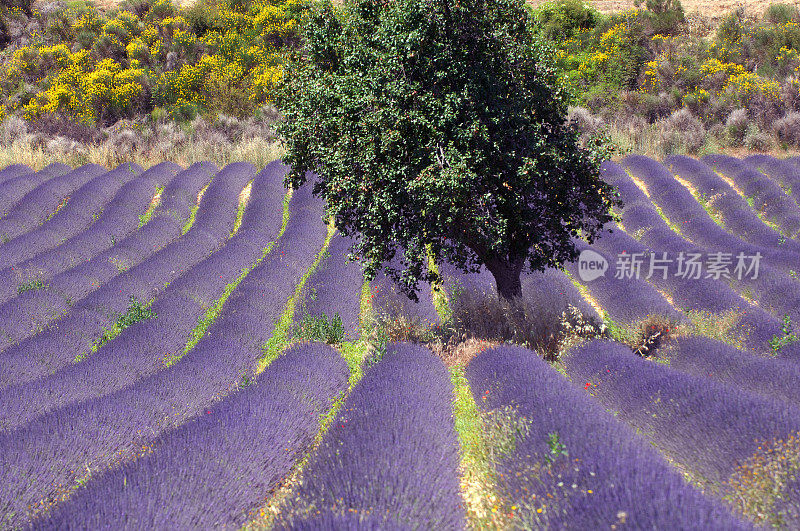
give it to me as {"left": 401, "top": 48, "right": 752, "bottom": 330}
{"left": 1, "top": 155, "right": 800, "bottom": 529}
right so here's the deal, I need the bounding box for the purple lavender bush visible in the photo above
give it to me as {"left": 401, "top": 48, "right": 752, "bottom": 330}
{"left": 0, "top": 162, "right": 71, "bottom": 217}
{"left": 0, "top": 163, "right": 144, "bottom": 268}
{"left": 745, "top": 155, "right": 800, "bottom": 205}
{"left": 277, "top": 343, "right": 464, "bottom": 530}
{"left": 0, "top": 163, "right": 34, "bottom": 183}
{"left": 0, "top": 162, "right": 184, "bottom": 301}
{"left": 35, "top": 343, "right": 348, "bottom": 529}
{"left": 662, "top": 336, "right": 800, "bottom": 410}
{"left": 564, "top": 340, "right": 800, "bottom": 494}
{"left": 466, "top": 345, "right": 751, "bottom": 529}
{"left": 667, "top": 155, "right": 800, "bottom": 254}
{"left": 0, "top": 179, "right": 327, "bottom": 526}
{"left": 0, "top": 164, "right": 105, "bottom": 244}
{"left": 298, "top": 233, "right": 365, "bottom": 340}
{"left": 0, "top": 163, "right": 292, "bottom": 416}
{"left": 562, "top": 239, "right": 684, "bottom": 324}
{"left": 702, "top": 154, "right": 800, "bottom": 238}
{"left": 621, "top": 155, "right": 798, "bottom": 273}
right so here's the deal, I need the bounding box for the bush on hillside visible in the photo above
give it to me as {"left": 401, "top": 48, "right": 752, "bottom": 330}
{"left": 634, "top": 0, "right": 685, "bottom": 36}
{"left": 774, "top": 112, "right": 800, "bottom": 147}
{"left": 0, "top": 0, "right": 305, "bottom": 125}
{"left": 535, "top": 0, "right": 599, "bottom": 41}
{"left": 765, "top": 3, "right": 800, "bottom": 25}
{"left": 725, "top": 108, "right": 749, "bottom": 146}
{"left": 657, "top": 108, "right": 705, "bottom": 154}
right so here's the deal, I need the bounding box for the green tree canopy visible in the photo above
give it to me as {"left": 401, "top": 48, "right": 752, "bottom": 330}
{"left": 277, "top": 0, "right": 621, "bottom": 302}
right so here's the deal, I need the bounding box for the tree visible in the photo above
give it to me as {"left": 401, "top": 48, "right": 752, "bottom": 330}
{"left": 277, "top": 0, "right": 621, "bottom": 302}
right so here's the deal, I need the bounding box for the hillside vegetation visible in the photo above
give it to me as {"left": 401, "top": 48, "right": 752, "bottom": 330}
{"left": 2, "top": 0, "right": 800, "bottom": 167}
{"left": 532, "top": 0, "right": 800, "bottom": 18}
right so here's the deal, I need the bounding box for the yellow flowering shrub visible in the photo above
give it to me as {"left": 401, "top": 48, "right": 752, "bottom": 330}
{"left": 720, "top": 71, "right": 781, "bottom": 108}
{"left": 0, "top": 0, "right": 307, "bottom": 124}
{"left": 545, "top": 8, "right": 647, "bottom": 103}
{"left": 24, "top": 53, "right": 147, "bottom": 125}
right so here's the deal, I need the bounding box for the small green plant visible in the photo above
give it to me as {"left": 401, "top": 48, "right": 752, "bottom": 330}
{"left": 545, "top": 432, "right": 569, "bottom": 465}
{"left": 294, "top": 312, "right": 345, "bottom": 345}
{"left": 93, "top": 296, "right": 156, "bottom": 351}
{"left": 238, "top": 369, "right": 254, "bottom": 389}
{"left": 769, "top": 314, "right": 799, "bottom": 354}
{"left": 17, "top": 279, "right": 47, "bottom": 294}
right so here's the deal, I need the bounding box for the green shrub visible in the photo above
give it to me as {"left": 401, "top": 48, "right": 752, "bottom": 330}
{"left": 765, "top": 3, "right": 800, "bottom": 25}
{"left": 716, "top": 8, "right": 747, "bottom": 49}
{"left": 535, "top": 0, "right": 599, "bottom": 41}
{"left": 17, "top": 279, "right": 47, "bottom": 293}
{"left": 295, "top": 312, "right": 345, "bottom": 344}
{"left": 769, "top": 314, "right": 799, "bottom": 354}
{"left": 94, "top": 295, "right": 156, "bottom": 350}
{"left": 634, "top": 0, "right": 685, "bottom": 36}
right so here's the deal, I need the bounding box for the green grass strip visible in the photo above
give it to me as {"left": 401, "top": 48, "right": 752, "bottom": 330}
{"left": 230, "top": 181, "right": 253, "bottom": 237}
{"left": 165, "top": 191, "right": 293, "bottom": 366}
{"left": 245, "top": 280, "right": 373, "bottom": 530}
{"left": 450, "top": 365, "right": 509, "bottom": 528}
{"left": 138, "top": 185, "right": 164, "bottom": 227}
{"left": 182, "top": 182, "right": 212, "bottom": 234}
{"left": 74, "top": 296, "right": 157, "bottom": 362}
{"left": 426, "top": 253, "right": 508, "bottom": 527}
{"left": 258, "top": 224, "right": 336, "bottom": 372}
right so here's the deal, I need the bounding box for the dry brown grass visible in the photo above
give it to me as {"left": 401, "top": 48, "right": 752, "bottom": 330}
{"left": 528, "top": 0, "right": 800, "bottom": 20}
{"left": 90, "top": 0, "right": 800, "bottom": 19}
{"left": 90, "top": 0, "right": 194, "bottom": 9}
{"left": 430, "top": 337, "right": 503, "bottom": 369}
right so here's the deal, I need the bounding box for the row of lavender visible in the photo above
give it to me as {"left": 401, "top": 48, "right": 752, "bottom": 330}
{"left": 38, "top": 337, "right": 787, "bottom": 528}
{"left": 0, "top": 161, "right": 289, "bottom": 430}
{"left": 37, "top": 343, "right": 349, "bottom": 528}
{"left": 430, "top": 154, "right": 800, "bottom": 526}
{"left": 0, "top": 161, "right": 186, "bottom": 301}
{"left": 0, "top": 161, "right": 246, "bottom": 388}
{"left": 17, "top": 166, "right": 375, "bottom": 526}
{"left": 598, "top": 156, "right": 800, "bottom": 358}
{"left": 0, "top": 159, "right": 378, "bottom": 526}
{"left": 0, "top": 151, "right": 796, "bottom": 526}
{"left": 0, "top": 164, "right": 331, "bottom": 526}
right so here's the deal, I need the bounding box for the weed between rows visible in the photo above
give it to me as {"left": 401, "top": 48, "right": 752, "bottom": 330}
{"left": 75, "top": 296, "right": 157, "bottom": 362}
{"left": 166, "top": 191, "right": 292, "bottom": 367}
{"left": 71, "top": 179, "right": 262, "bottom": 365}
{"left": 257, "top": 224, "right": 335, "bottom": 373}
{"left": 45, "top": 195, "right": 70, "bottom": 223}
{"left": 17, "top": 279, "right": 47, "bottom": 294}
{"left": 137, "top": 186, "right": 164, "bottom": 227}
{"left": 245, "top": 284, "right": 372, "bottom": 529}
{"left": 181, "top": 182, "right": 212, "bottom": 235}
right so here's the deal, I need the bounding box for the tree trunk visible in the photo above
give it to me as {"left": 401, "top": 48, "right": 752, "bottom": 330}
{"left": 485, "top": 258, "right": 524, "bottom": 302}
